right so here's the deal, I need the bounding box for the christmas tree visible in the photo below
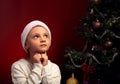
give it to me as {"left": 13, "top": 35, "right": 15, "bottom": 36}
{"left": 64, "top": 0, "right": 120, "bottom": 83}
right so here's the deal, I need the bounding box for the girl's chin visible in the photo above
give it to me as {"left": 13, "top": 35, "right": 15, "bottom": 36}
{"left": 35, "top": 50, "right": 47, "bottom": 53}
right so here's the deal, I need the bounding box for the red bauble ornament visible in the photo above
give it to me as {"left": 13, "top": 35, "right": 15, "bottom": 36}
{"left": 94, "top": 0, "right": 101, "bottom": 4}
{"left": 91, "top": 0, "right": 101, "bottom": 4}
{"left": 105, "top": 41, "right": 113, "bottom": 47}
{"left": 92, "top": 20, "right": 101, "bottom": 29}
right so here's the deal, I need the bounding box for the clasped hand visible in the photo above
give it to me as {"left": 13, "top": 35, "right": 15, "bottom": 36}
{"left": 30, "top": 53, "right": 48, "bottom": 66}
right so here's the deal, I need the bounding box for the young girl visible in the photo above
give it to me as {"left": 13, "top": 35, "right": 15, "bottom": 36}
{"left": 11, "top": 20, "right": 61, "bottom": 84}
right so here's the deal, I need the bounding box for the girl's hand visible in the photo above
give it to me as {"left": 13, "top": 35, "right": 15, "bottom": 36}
{"left": 30, "top": 53, "right": 48, "bottom": 66}
{"left": 31, "top": 53, "right": 42, "bottom": 63}
{"left": 40, "top": 54, "right": 48, "bottom": 66}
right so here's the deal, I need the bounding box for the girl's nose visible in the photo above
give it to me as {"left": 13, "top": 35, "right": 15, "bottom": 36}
{"left": 40, "top": 36, "right": 46, "bottom": 42}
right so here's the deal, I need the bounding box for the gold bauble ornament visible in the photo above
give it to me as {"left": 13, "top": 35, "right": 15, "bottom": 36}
{"left": 66, "top": 73, "right": 79, "bottom": 84}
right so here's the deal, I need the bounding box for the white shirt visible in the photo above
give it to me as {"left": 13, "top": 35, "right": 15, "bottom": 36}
{"left": 11, "top": 58, "right": 61, "bottom": 84}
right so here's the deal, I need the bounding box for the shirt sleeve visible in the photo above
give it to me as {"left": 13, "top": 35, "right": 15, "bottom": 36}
{"left": 11, "top": 62, "right": 43, "bottom": 84}
{"left": 42, "top": 61, "right": 61, "bottom": 84}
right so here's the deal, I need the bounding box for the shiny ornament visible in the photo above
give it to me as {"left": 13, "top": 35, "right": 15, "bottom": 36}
{"left": 91, "top": 0, "right": 101, "bottom": 4}
{"left": 92, "top": 20, "right": 101, "bottom": 29}
{"left": 105, "top": 41, "right": 113, "bottom": 47}
{"left": 66, "top": 73, "right": 79, "bottom": 84}
{"left": 94, "top": 0, "right": 101, "bottom": 4}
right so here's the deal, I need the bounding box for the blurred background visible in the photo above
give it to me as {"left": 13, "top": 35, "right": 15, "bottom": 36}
{"left": 0, "top": 0, "right": 88, "bottom": 83}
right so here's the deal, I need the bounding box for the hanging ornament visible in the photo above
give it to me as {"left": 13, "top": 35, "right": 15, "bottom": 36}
{"left": 104, "top": 40, "right": 113, "bottom": 47}
{"left": 92, "top": 20, "right": 101, "bottom": 29}
{"left": 91, "top": 0, "right": 101, "bottom": 4}
{"left": 93, "top": 0, "right": 101, "bottom": 4}
{"left": 66, "top": 73, "right": 79, "bottom": 84}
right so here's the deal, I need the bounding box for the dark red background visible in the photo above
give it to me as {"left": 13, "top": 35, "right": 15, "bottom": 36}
{"left": 0, "top": 0, "right": 88, "bottom": 83}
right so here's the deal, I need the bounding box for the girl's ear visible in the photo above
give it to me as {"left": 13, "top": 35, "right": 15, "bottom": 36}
{"left": 25, "top": 41, "right": 29, "bottom": 50}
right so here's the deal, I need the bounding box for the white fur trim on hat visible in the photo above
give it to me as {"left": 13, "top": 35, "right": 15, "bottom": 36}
{"left": 21, "top": 20, "right": 51, "bottom": 52}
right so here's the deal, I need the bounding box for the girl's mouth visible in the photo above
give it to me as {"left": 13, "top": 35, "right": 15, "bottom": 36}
{"left": 40, "top": 44, "right": 47, "bottom": 47}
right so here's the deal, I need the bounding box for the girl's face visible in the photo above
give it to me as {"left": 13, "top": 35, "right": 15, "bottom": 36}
{"left": 25, "top": 26, "right": 51, "bottom": 54}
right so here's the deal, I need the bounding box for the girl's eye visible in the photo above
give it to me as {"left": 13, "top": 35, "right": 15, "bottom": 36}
{"left": 33, "top": 35, "right": 39, "bottom": 39}
{"left": 44, "top": 34, "right": 49, "bottom": 38}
